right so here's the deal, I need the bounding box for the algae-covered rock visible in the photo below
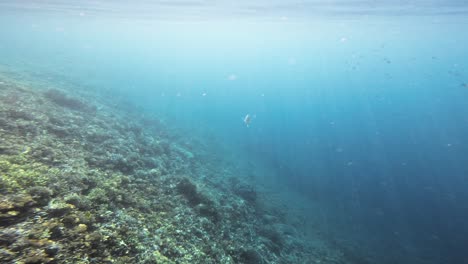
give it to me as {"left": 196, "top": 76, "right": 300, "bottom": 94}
{"left": 0, "top": 248, "right": 14, "bottom": 262}
{"left": 44, "top": 89, "right": 96, "bottom": 113}
{"left": 85, "top": 231, "right": 102, "bottom": 247}
{"left": 0, "top": 155, "right": 58, "bottom": 194}
{"left": 195, "top": 202, "right": 220, "bottom": 222}
{"left": 76, "top": 223, "right": 88, "bottom": 233}
{"left": 49, "top": 223, "right": 65, "bottom": 239}
{"left": 47, "top": 199, "right": 74, "bottom": 217}
{"left": 151, "top": 250, "right": 175, "bottom": 264}
{"left": 0, "top": 228, "right": 19, "bottom": 246}
{"left": 0, "top": 194, "right": 35, "bottom": 225}
{"left": 44, "top": 243, "right": 60, "bottom": 257}
{"left": 233, "top": 183, "right": 257, "bottom": 204}
{"left": 27, "top": 186, "right": 53, "bottom": 206}
{"left": 177, "top": 178, "right": 200, "bottom": 205}
{"left": 238, "top": 248, "right": 264, "bottom": 264}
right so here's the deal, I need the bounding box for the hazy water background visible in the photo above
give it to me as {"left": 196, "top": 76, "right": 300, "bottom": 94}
{"left": 1, "top": 1, "right": 468, "bottom": 263}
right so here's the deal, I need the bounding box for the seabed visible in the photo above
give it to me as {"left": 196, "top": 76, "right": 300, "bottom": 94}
{"left": 0, "top": 71, "right": 357, "bottom": 263}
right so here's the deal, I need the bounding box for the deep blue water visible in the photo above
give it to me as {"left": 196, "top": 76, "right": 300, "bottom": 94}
{"left": 1, "top": 1, "right": 468, "bottom": 263}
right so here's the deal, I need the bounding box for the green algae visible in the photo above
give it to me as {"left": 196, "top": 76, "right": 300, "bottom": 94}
{"left": 151, "top": 250, "right": 175, "bottom": 264}
{"left": 0, "top": 154, "right": 59, "bottom": 193}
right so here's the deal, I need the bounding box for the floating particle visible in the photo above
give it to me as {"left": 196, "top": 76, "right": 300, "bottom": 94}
{"left": 227, "top": 74, "right": 237, "bottom": 81}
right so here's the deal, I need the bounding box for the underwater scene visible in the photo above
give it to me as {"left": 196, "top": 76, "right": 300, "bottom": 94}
{"left": 1, "top": 1, "right": 468, "bottom": 263}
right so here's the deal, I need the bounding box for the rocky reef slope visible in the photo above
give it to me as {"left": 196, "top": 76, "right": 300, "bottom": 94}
{"left": 0, "top": 74, "right": 346, "bottom": 264}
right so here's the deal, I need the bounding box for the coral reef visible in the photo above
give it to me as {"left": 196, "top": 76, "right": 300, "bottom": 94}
{"left": 43, "top": 89, "right": 96, "bottom": 113}
{"left": 0, "top": 73, "right": 349, "bottom": 264}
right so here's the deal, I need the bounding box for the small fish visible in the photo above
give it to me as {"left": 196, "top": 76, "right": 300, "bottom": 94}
{"left": 243, "top": 114, "right": 251, "bottom": 127}
{"left": 243, "top": 114, "right": 256, "bottom": 127}
{"left": 462, "top": 83, "right": 468, "bottom": 88}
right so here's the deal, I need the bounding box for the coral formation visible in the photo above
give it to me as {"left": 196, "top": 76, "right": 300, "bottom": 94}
{"left": 0, "top": 73, "right": 349, "bottom": 263}
{"left": 43, "top": 89, "right": 96, "bottom": 113}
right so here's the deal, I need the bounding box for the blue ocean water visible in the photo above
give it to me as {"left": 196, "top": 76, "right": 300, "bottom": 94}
{"left": 1, "top": 1, "right": 468, "bottom": 263}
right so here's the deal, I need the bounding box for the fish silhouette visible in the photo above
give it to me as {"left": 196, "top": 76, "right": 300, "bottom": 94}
{"left": 243, "top": 114, "right": 256, "bottom": 127}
